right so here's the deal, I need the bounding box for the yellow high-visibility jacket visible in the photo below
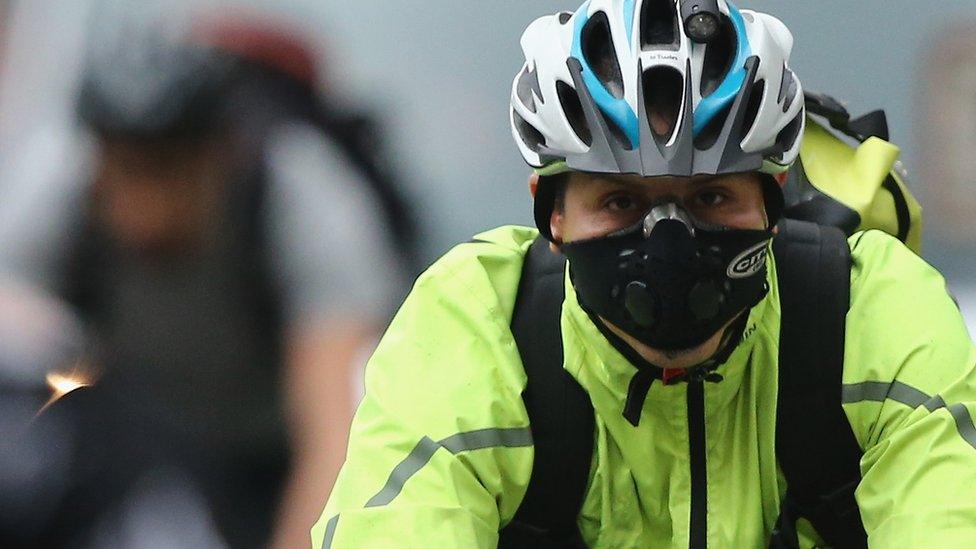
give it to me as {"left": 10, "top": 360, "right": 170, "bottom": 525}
{"left": 313, "top": 224, "right": 975, "bottom": 548}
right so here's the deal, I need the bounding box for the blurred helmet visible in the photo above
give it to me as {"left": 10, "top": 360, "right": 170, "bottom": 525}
{"left": 77, "top": 16, "right": 324, "bottom": 142}
{"left": 510, "top": 0, "right": 804, "bottom": 179}
{"left": 77, "top": 36, "right": 241, "bottom": 141}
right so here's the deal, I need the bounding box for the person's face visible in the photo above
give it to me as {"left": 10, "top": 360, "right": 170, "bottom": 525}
{"left": 93, "top": 137, "right": 231, "bottom": 256}
{"left": 549, "top": 170, "right": 770, "bottom": 368}
{"left": 550, "top": 171, "right": 768, "bottom": 244}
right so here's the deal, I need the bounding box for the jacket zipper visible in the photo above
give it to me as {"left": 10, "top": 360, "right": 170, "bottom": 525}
{"left": 688, "top": 379, "right": 707, "bottom": 549}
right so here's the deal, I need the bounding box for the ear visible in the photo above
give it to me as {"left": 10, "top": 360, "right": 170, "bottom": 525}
{"left": 549, "top": 204, "right": 565, "bottom": 252}
{"left": 528, "top": 173, "right": 540, "bottom": 198}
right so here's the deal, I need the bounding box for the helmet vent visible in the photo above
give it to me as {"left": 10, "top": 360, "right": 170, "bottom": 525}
{"left": 559, "top": 12, "right": 573, "bottom": 25}
{"left": 557, "top": 80, "right": 593, "bottom": 146}
{"left": 602, "top": 110, "right": 635, "bottom": 151}
{"left": 699, "top": 17, "right": 736, "bottom": 97}
{"left": 741, "top": 78, "right": 765, "bottom": 140}
{"left": 516, "top": 65, "right": 542, "bottom": 113}
{"left": 513, "top": 108, "right": 547, "bottom": 153}
{"left": 639, "top": 0, "right": 679, "bottom": 49}
{"left": 694, "top": 104, "right": 731, "bottom": 150}
{"left": 774, "top": 111, "right": 803, "bottom": 154}
{"left": 582, "top": 11, "right": 625, "bottom": 99}
{"left": 778, "top": 66, "right": 799, "bottom": 113}
{"left": 641, "top": 66, "right": 683, "bottom": 141}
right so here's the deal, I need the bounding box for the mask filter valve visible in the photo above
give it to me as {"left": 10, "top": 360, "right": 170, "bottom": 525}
{"left": 624, "top": 281, "right": 658, "bottom": 327}
{"left": 689, "top": 280, "right": 724, "bottom": 320}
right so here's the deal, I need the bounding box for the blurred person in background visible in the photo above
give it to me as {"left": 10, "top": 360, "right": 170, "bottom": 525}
{"left": 0, "top": 13, "right": 416, "bottom": 549}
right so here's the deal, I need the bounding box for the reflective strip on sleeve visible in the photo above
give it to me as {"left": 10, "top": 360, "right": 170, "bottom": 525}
{"left": 321, "top": 514, "right": 339, "bottom": 549}
{"left": 439, "top": 426, "right": 535, "bottom": 454}
{"left": 924, "top": 395, "right": 947, "bottom": 413}
{"left": 842, "top": 381, "right": 930, "bottom": 408}
{"left": 842, "top": 381, "right": 976, "bottom": 451}
{"left": 948, "top": 404, "right": 976, "bottom": 451}
{"left": 365, "top": 427, "right": 533, "bottom": 509}
{"left": 365, "top": 437, "right": 442, "bottom": 508}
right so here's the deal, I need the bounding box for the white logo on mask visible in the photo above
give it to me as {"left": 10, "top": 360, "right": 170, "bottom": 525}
{"left": 727, "top": 241, "right": 770, "bottom": 279}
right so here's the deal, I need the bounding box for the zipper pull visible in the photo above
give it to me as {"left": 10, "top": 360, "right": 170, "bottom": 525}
{"left": 687, "top": 367, "right": 724, "bottom": 384}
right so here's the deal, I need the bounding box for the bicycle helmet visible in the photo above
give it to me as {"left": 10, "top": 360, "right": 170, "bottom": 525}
{"left": 77, "top": 34, "right": 242, "bottom": 141}
{"left": 511, "top": 0, "right": 804, "bottom": 235}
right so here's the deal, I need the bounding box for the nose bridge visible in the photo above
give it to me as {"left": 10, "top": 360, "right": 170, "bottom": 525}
{"left": 642, "top": 201, "right": 695, "bottom": 238}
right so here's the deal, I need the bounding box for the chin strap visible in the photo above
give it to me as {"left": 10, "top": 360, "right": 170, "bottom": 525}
{"left": 620, "top": 312, "right": 751, "bottom": 427}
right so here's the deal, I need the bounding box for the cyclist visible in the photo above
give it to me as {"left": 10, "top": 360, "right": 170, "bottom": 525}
{"left": 314, "top": 1, "right": 975, "bottom": 547}
{"left": 0, "top": 18, "right": 411, "bottom": 549}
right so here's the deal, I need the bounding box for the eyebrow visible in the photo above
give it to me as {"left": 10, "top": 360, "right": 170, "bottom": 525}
{"left": 592, "top": 173, "right": 724, "bottom": 189}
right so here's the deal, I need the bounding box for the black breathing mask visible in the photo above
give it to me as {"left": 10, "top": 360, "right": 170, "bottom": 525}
{"left": 561, "top": 201, "right": 771, "bottom": 351}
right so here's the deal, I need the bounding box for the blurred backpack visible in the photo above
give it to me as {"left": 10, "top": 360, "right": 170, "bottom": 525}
{"left": 499, "top": 91, "right": 923, "bottom": 549}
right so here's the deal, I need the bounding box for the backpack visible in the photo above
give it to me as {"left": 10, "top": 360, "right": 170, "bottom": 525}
{"left": 785, "top": 91, "right": 922, "bottom": 254}
{"left": 498, "top": 94, "right": 920, "bottom": 549}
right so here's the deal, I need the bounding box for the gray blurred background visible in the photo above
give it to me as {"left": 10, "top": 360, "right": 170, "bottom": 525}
{"left": 2, "top": 0, "right": 974, "bottom": 319}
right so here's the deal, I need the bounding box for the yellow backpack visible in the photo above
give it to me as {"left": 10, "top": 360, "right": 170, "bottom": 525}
{"left": 784, "top": 92, "right": 923, "bottom": 253}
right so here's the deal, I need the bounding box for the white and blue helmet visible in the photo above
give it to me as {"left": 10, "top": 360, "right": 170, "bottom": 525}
{"left": 510, "top": 0, "right": 804, "bottom": 178}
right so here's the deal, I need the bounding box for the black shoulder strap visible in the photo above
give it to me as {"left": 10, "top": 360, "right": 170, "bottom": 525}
{"left": 499, "top": 236, "right": 592, "bottom": 549}
{"left": 804, "top": 90, "right": 889, "bottom": 142}
{"left": 233, "top": 163, "right": 282, "bottom": 341}
{"left": 771, "top": 219, "right": 867, "bottom": 549}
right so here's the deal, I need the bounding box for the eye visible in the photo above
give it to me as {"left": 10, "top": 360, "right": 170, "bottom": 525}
{"left": 604, "top": 194, "right": 639, "bottom": 211}
{"left": 695, "top": 189, "right": 728, "bottom": 207}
